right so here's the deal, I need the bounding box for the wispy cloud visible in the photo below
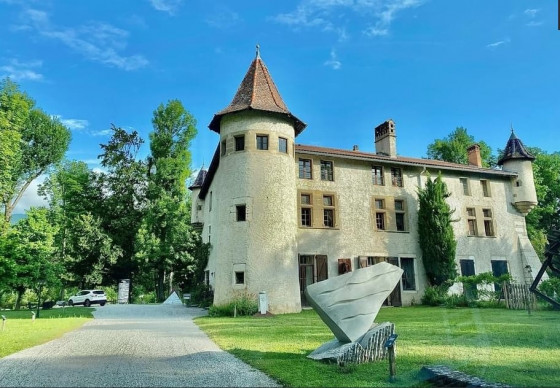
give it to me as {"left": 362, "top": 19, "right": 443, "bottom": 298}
{"left": 0, "top": 58, "right": 43, "bottom": 81}
{"left": 206, "top": 6, "right": 242, "bottom": 29}
{"left": 486, "top": 38, "right": 510, "bottom": 49}
{"left": 59, "top": 118, "right": 89, "bottom": 130}
{"left": 324, "top": 49, "right": 341, "bottom": 70}
{"left": 19, "top": 9, "right": 148, "bottom": 71}
{"left": 149, "top": 0, "right": 183, "bottom": 15}
{"left": 526, "top": 20, "right": 543, "bottom": 27}
{"left": 91, "top": 129, "right": 112, "bottom": 137}
{"left": 524, "top": 9, "right": 539, "bottom": 18}
{"left": 273, "top": 0, "right": 423, "bottom": 39}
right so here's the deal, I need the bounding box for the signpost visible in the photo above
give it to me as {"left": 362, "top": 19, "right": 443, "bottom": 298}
{"left": 385, "top": 334, "right": 398, "bottom": 382}
{"left": 118, "top": 279, "right": 130, "bottom": 304}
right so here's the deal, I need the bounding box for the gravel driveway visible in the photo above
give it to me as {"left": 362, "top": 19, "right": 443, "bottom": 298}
{"left": 0, "top": 304, "right": 280, "bottom": 387}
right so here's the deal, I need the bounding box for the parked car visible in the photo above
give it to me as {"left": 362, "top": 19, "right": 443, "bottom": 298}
{"left": 68, "top": 290, "right": 107, "bottom": 307}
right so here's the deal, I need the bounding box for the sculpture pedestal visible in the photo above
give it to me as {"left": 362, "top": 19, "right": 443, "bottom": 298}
{"left": 308, "top": 322, "right": 395, "bottom": 365}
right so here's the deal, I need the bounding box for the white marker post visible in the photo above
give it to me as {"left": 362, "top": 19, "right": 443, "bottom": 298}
{"left": 1, "top": 315, "right": 6, "bottom": 331}
{"left": 31, "top": 311, "right": 36, "bottom": 323}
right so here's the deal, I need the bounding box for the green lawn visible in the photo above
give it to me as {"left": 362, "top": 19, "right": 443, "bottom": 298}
{"left": 195, "top": 307, "right": 560, "bottom": 387}
{"left": 0, "top": 307, "right": 94, "bottom": 358}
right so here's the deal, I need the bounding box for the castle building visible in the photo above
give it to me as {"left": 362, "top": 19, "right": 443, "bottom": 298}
{"left": 189, "top": 52, "right": 542, "bottom": 313}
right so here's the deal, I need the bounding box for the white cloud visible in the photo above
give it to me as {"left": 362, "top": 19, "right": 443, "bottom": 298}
{"left": 0, "top": 58, "right": 43, "bottom": 81}
{"left": 13, "top": 174, "right": 49, "bottom": 214}
{"left": 526, "top": 20, "right": 543, "bottom": 27}
{"left": 273, "top": 0, "right": 423, "bottom": 38}
{"left": 149, "top": 0, "right": 183, "bottom": 15}
{"left": 206, "top": 7, "right": 242, "bottom": 29}
{"left": 324, "top": 49, "right": 341, "bottom": 70}
{"left": 20, "top": 9, "right": 148, "bottom": 71}
{"left": 60, "top": 118, "right": 89, "bottom": 130}
{"left": 524, "top": 9, "right": 539, "bottom": 18}
{"left": 486, "top": 38, "right": 510, "bottom": 49}
{"left": 91, "top": 129, "right": 113, "bottom": 137}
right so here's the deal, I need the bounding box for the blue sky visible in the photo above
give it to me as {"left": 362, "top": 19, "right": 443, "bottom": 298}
{"left": 1, "top": 0, "right": 558, "bottom": 212}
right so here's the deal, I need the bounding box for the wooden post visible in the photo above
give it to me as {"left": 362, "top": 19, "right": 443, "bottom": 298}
{"left": 388, "top": 345, "right": 396, "bottom": 382}
{"left": 1, "top": 315, "right": 6, "bottom": 331}
{"left": 233, "top": 304, "right": 237, "bottom": 318}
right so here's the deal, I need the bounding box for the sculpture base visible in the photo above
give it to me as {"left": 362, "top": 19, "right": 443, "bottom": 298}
{"left": 308, "top": 322, "right": 395, "bottom": 365}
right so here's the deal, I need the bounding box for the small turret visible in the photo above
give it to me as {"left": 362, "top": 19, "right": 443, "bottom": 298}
{"left": 188, "top": 168, "right": 207, "bottom": 230}
{"left": 498, "top": 130, "right": 537, "bottom": 214}
{"left": 374, "top": 119, "right": 397, "bottom": 158}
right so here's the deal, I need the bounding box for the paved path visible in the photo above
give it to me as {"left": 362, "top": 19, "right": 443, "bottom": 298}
{"left": 0, "top": 304, "right": 280, "bottom": 387}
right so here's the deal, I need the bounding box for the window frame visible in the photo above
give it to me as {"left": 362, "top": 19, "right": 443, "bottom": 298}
{"left": 320, "top": 160, "right": 334, "bottom": 181}
{"left": 481, "top": 179, "right": 491, "bottom": 197}
{"left": 256, "top": 134, "right": 269, "bottom": 150}
{"left": 322, "top": 194, "right": 335, "bottom": 228}
{"left": 299, "top": 158, "right": 312, "bottom": 179}
{"left": 278, "top": 137, "right": 288, "bottom": 153}
{"left": 400, "top": 257, "right": 416, "bottom": 291}
{"left": 466, "top": 207, "right": 477, "bottom": 236}
{"left": 483, "top": 208, "right": 495, "bottom": 237}
{"left": 391, "top": 167, "right": 403, "bottom": 187}
{"left": 460, "top": 177, "right": 470, "bottom": 196}
{"left": 234, "top": 135, "right": 245, "bottom": 151}
{"left": 372, "top": 165, "right": 384, "bottom": 186}
{"left": 300, "top": 193, "right": 313, "bottom": 227}
{"left": 236, "top": 204, "right": 246, "bottom": 222}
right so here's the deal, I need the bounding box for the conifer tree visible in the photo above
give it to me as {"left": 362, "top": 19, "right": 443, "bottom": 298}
{"left": 417, "top": 172, "right": 457, "bottom": 288}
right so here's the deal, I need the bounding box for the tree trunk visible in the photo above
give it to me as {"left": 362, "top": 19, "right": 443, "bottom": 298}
{"left": 156, "top": 269, "right": 165, "bottom": 302}
{"left": 14, "top": 287, "right": 25, "bottom": 310}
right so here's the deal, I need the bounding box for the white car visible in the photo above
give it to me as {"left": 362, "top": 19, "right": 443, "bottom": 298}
{"left": 68, "top": 290, "right": 107, "bottom": 307}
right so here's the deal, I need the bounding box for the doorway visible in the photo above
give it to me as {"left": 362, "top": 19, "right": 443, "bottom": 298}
{"left": 299, "top": 254, "right": 328, "bottom": 306}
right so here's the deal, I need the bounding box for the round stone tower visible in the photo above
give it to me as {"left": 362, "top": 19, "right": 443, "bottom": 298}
{"left": 206, "top": 49, "right": 306, "bottom": 313}
{"left": 498, "top": 130, "right": 537, "bottom": 214}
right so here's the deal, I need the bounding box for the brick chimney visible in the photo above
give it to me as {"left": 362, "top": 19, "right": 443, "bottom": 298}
{"left": 467, "top": 144, "right": 482, "bottom": 167}
{"left": 374, "top": 119, "right": 397, "bottom": 158}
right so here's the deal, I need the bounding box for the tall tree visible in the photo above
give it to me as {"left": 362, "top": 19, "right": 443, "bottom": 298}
{"left": 417, "top": 173, "right": 458, "bottom": 288}
{"left": 427, "top": 127, "right": 496, "bottom": 167}
{"left": 0, "top": 79, "right": 72, "bottom": 224}
{"left": 5, "top": 207, "right": 60, "bottom": 309}
{"left": 135, "top": 100, "right": 197, "bottom": 301}
{"left": 98, "top": 125, "right": 147, "bottom": 284}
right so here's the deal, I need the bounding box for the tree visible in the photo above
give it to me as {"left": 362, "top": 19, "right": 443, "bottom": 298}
{"left": 135, "top": 100, "right": 197, "bottom": 301}
{"left": 0, "top": 79, "right": 72, "bottom": 224}
{"left": 427, "top": 127, "right": 496, "bottom": 167}
{"left": 417, "top": 173, "right": 458, "bottom": 288}
{"left": 4, "top": 207, "right": 60, "bottom": 309}
{"left": 523, "top": 148, "right": 560, "bottom": 261}
{"left": 65, "top": 213, "right": 122, "bottom": 289}
{"left": 97, "top": 125, "right": 147, "bottom": 284}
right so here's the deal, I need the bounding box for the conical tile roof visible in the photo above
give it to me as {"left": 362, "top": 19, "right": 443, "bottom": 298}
{"left": 208, "top": 54, "right": 306, "bottom": 135}
{"left": 188, "top": 168, "right": 207, "bottom": 190}
{"left": 498, "top": 130, "right": 535, "bottom": 165}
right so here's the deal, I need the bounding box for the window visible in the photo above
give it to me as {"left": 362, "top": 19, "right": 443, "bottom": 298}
{"left": 279, "top": 137, "right": 288, "bottom": 153}
{"left": 466, "top": 207, "right": 477, "bottom": 236}
{"left": 391, "top": 167, "right": 403, "bottom": 187}
{"left": 209, "top": 191, "right": 213, "bottom": 212}
{"left": 221, "top": 139, "right": 227, "bottom": 156}
{"left": 394, "top": 199, "right": 406, "bottom": 231}
{"left": 460, "top": 259, "right": 477, "bottom": 299}
{"left": 208, "top": 225, "right": 211, "bottom": 243}
{"left": 516, "top": 180, "right": 522, "bottom": 187}
{"left": 323, "top": 195, "right": 335, "bottom": 227}
{"left": 234, "top": 135, "right": 245, "bottom": 151}
{"left": 301, "top": 193, "right": 312, "bottom": 227}
{"left": 376, "top": 212, "right": 386, "bottom": 230}
{"left": 460, "top": 178, "right": 470, "bottom": 195}
{"left": 491, "top": 260, "right": 508, "bottom": 293}
{"left": 256, "top": 134, "right": 268, "bottom": 150}
{"left": 235, "top": 271, "right": 245, "bottom": 285}
{"left": 400, "top": 257, "right": 416, "bottom": 291}
{"left": 236, "top": 205, "right": 246, "bottom": 222}
{"left": 299, "top": 159, "right": 312, "bottom": 179}
{"left": 372, "top": 166, "right": 384, "bottom": 185}
{"left": 375, "top": 199, "right": 385, "bottom": 209}
{"left": 320, "top": 160, "right": 334, "bottom": 181}
{"left": 483, "top": 208, "right": 495, "bottom": 236}
{"left": 481, "top": 180, "right": 490, "bottom": 197}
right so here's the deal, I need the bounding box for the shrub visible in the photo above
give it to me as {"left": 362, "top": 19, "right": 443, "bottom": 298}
{"left": 100, "top": 286, "right": 118, "bottom": 304}
{"left": 209, "top": 293, "right": 258, "bottom": 317}
{"left": 421, "top": 286, "right": 447, "bottom": 306}
{"left": 539, "top": 277, "right": 560, "bottom": 302}
{"left": 190, "top": 283, "right": 213, "bottom": 308}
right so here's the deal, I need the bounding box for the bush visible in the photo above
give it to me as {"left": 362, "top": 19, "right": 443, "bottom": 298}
{"left": 208, "top": 293, "right": 258, "bottom": 317}
{"left": 190, "top": 283, "right": 213, "bottom": 308}
{"left": 539, "top": 277, "right": 560, "bottom": 302}
{"left": 100, "top": 286, "right": 118, "bottom": 304}
{"left": 421, "top": 286, "right": 447, "bottom": 306}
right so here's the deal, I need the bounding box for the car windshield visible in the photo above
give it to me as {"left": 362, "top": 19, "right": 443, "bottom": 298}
{"left": 93, "top": 291, "right": 105, "bottom": 295}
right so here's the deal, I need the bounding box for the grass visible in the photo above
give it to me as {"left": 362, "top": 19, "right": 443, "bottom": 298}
{"left": 195, "top": 306, "right": 560, "bottom": 387}
{"left": 0, "top": 307, "right": 94, "bottom": 358}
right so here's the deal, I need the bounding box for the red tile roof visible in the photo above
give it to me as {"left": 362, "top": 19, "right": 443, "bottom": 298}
{"left": 208, "top": 57, "right": 306, "bottom": 135}
{"left": 296, "top": 144, "right": 517, "bottom": 177}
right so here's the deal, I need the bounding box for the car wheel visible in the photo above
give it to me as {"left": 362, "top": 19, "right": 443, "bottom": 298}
{"left": 84, "top": 299, "right": 91, "bottom": 307}
{"left": 68, "top": 300, "right": 74, "bottom": 306}
{"left": 100, "top": 302, "right": 106, "bottom": 306}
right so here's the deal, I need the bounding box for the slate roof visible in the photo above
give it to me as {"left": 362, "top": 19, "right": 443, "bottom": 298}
{"left": 188, "top": 168, "right": 208, "bottom": 190}
{"left": 296, "top": 144, "right": 517, "bottom": 177}
{"left": 208, "top": 56, "right": 306, "bottom": 135}
{"left": 497, "top": 131, "right": 535, "bottom": 165}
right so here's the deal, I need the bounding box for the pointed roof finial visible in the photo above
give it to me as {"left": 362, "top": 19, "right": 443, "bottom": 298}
{"left": 511, "top": 123, "right": 514, "bottom": 134}
{"left": 256, "top": 44, "right": 261, "bottom": 59}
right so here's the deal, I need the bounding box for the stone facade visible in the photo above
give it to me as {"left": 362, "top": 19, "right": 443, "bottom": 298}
{"left": 189, "top": 54, "right": 541, "bottom": 314}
